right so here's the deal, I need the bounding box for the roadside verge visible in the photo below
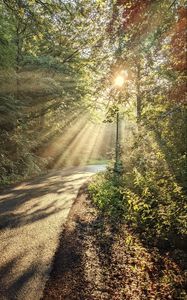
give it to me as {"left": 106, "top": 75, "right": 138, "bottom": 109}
{"left": 43, "top": 183, "right": 186, "bottom": 300}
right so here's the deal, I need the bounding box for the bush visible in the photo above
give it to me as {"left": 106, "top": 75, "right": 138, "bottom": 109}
{"left": 88, "top": 171, "right": 125, "bottom": 218}
{"left": 89, "top": 131, "right": 187, "bottom": 245}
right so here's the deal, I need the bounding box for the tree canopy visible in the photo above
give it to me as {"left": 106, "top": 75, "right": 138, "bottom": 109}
{"left": 0, "top": 0, "right": 186, "bottom": 192}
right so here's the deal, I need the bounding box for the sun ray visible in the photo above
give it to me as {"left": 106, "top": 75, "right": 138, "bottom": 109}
{"left": 53, "top": 122, "right": 92, "bottom": 168}
{"left": 66, "top": 122, "right": 96, "bottom": 166}
{"left": 73, "top": 123, "right": 102, "bottom": 166}
{"left": 42, "top": 115, "right": 88, "bottom": 159}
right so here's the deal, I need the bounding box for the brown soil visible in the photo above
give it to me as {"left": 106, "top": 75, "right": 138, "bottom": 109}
{"left": 43, "top": 185, "right": 187, "bottom": 300}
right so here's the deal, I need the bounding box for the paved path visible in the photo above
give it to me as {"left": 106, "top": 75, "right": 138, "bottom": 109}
{"left": 0, "top": 165, "right": 105, "bottom": 300}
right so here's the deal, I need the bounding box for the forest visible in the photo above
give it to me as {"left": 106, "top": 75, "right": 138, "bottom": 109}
{"left": 0, "top": 0, "right": 186, "bottom": 299}
{"left": 1, "top": 0, "right": 186, "bottom": 238}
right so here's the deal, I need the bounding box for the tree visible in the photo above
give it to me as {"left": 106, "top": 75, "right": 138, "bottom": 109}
{"left": 0, "top": 0, "right": 114, "bottom": 181}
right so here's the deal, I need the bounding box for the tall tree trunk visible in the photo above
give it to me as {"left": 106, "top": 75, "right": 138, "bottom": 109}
{"left": 136, "top": 61, "right": 142, "bottom": 127}
{"left": 15, "top": 24, "right": 22, "bottom": 101}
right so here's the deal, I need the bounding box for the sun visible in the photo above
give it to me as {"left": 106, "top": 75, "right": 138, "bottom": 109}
{"left": 114, "top": 75, "right": 125, "bottom": 87}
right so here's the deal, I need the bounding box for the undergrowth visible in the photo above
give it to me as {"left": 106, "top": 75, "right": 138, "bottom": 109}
{"left": 88, "top": 130, "right": 187, "bottom": 248}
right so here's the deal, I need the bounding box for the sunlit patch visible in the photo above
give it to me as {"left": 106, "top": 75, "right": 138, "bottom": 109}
{"left": 42, "top": 115, "right": 88, "bottom": 159}
{"left": 54, "top": 122, "right": 93, "bottom": 167}
{"left": 37, "top": 111, "right": 86, "bottom": 149}
{"left": 41, "top": 116, "right": 116, "bottom": 169}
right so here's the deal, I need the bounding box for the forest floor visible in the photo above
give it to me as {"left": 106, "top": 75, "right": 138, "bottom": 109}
{"left": 42, "top": 184, "right": 187, "bottom": 300}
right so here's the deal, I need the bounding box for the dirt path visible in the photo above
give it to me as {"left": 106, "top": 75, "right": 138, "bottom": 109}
{"left": 43, "top": 186, "right": 187, "bottom": 300}
{"left": 0, "top": 165, "right": 105, "bottom": 300}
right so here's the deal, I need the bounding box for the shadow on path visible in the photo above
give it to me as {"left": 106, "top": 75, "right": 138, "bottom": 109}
{"left": 0, "top": 166, "right": 104, "bottom": 300}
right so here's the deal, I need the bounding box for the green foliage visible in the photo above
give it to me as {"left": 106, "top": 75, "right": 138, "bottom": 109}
{"left": 0, "top": 0, "right": 186, "bottom": 218}
{"left": 122, "top": 131, "right": 187, "bottom": 240}
{"left": 0, "top": 4, "right": 16, "bottom": 68}
{"left": 88, "top": 171, "right": 124, "bottom": 218}
{"left": 0, "top": 0, "right": 112, "bottom": 184}
{"left": 88, "top": 0, "right": 187, "bottom": 248}
{"left": 89, "top": 130, "right": 187, "bottom": 244}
